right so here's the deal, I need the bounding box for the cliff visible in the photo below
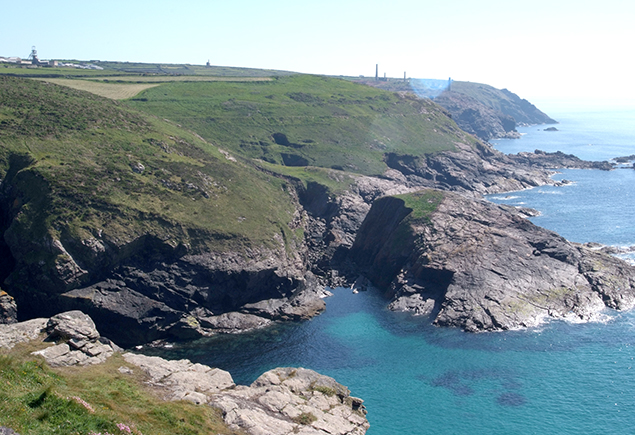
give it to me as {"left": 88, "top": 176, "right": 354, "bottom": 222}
{"left": 434, "top": 81, "right": 557, "bottom": 140}
{"left": 349, "top": 191, "right": 635, "bottom": 331}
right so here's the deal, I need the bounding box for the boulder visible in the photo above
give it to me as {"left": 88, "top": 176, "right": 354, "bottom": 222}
{"left": 0, "top": 291, "right": 18, "bottom": 324}
{"left": 45, "top": 310, "right": 100, "bottom": 341}
{"left": 28, "top": 310, "right": 121, "bottom": 367}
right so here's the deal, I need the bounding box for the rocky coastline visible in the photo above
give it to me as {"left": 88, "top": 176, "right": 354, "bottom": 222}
{"left": 0, "top": 310, "right": 370, "bottom": 435}
{"left": 0, "top": 138, "right": 623, "bottom": 345}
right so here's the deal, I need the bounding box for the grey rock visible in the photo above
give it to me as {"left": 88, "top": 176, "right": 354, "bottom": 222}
{"left": 0, "top": 290, "right": 18, "bottom": 324}
{"left": 131, "top": 162, "right": 145, "bottom": 173}
{"left": 46, "top": 310, "right": 100, "bottom": 341}
{"left": 122, "top": 353, "right": 235, "bottom": 404}
{"left": 0, "top": 318, "right": 48, "bottom": 350}
{"left": 198, "top": 312, "right": 272, "bottom": 333}
{"left": 0, "top": 427, "right": 20, "bottom": 435}
{"left": 350, "top": 190, "right": 635, "bottom": 331}
{"left": 209, "top": 367, "right": 369, "bottom": 435}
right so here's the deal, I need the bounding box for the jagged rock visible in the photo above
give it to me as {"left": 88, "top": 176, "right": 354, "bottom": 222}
{"left": 23, "top": 311, "right": 122, "bottom": 367}
{"left": 350, "top": 190, "right": 635, "bottom": 331}
{"left": 122, "top": 353, "right": 235, "bottom": 404}
{"left": 46, "top": 310, "right": 100, "bottom": 341}
{"left": 209, "top": 367, "right": 369, "bottom": 435}
{"left": 0, "top": 290, "right": 18, "bottom": 324}
{"left": 0, "top": 318, "right": 47, "bottom": 350}
{"left": 509, "top": 150, "right": 613, "bottom": 170}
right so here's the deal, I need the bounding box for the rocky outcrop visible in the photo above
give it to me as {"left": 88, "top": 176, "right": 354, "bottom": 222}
{"left": 434, "top": 91, "right": 520, "bottom": 140}
{"left": 0, "top": 290, "right": 17, "bottom": 324}
{"left": 0, "top": 313, "right": 370, "bottom": 435}
{"left": 508, "top": 150, "right": 614, "bottom": 170}
{"left": 0, "top": 317, "right": 48, "bottom": 350}
{"left": 209, "top": 367, "right": 368, "bottom": 435}
{"left": 433, "top": 82, "right": 558, "bottom": 140}
{"left": 349, "top": 190, "right": 635, "bottom": 331}
{"left": 122, "top": 353, "right": 236, "bottom": 404}
{"left": 31, "top": 311, "right": 121, "bottom": 367}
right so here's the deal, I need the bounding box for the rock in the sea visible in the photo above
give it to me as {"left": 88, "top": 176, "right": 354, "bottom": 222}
{"left": 350, "top": 189, "right": 635, "bottom": 331}
{"left": 0, "top": 290, "right": 18, "bottom": 324}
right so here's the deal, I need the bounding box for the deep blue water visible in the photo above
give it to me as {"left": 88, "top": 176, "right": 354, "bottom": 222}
{"left": 144, "top": 102, "right": 635, "bottom": 434}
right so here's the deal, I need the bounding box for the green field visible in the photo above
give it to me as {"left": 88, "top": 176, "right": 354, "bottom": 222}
{"left": 126, "top": 74, "right": 473, "bottom": 176}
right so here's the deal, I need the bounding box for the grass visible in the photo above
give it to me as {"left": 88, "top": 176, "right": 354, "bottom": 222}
{"left": 395, "top": 190, "right": 445, "bottom": 223}
{"left": 0, "top": 76, "right": 303, "bottom": 265}
{"left": 125, "top": 74, "right": 474, "bottom": 177}
{"left": 0, "top": 343, "right": 242, "bottom": 435}
{"left": 0, "top": 61, "right": 294, "bottom": 79}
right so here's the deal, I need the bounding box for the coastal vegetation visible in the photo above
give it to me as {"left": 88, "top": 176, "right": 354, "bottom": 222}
{"left": 0, "top": 75, "right": 303, "bottom": 261}
{"left": 0, "top": 343, "right": 239, "bottom": 434}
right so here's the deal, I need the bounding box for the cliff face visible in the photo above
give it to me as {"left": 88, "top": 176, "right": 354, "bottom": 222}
{"left": 349, "top": 191, "right": 635, "bottom": 331}
{"left": 433, "top": 91, "right": 520, "bottom": 141}
{"left": 434, "top": 82, "right": 557, "bottom": 140}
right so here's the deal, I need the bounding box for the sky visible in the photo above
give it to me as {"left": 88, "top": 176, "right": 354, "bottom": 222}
{"left": 3, "top": 0, "right": 635, "bottom": 102}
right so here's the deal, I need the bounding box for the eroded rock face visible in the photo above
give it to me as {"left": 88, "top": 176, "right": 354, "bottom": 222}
{"left": 434, "top": 91, "right": 520, "bottom": 140}
{"left": 350, "top": 190, "right": 635, "bottom": 331}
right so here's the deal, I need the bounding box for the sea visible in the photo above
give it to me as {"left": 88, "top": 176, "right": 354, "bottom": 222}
{"left": 143, "top": 99, "right": 635, "bottom": 434}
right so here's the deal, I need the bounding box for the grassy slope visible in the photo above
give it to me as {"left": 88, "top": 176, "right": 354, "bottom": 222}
{"left": 450, "top": 81, "right": 517, "bottom": 108}
{"left": 0, "top": 76, "right": 301, "bottom": 257}
{"left": 125, "top": 74, "right": 474, "bottom": 176}
{"left": 0, "top": 343, "right": 240, "bottom": 435}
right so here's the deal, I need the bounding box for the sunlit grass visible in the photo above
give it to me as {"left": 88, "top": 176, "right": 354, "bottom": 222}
{"left": 0, "top": 343, "right": 242, "bottom": 435}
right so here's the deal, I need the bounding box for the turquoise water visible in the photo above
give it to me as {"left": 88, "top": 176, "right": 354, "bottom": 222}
{"left": 145, "top": 102, "right": 635, "bottom": 434}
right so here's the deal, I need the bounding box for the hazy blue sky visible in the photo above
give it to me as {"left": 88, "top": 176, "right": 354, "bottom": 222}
{"left": 3, "top": 0, "right": 634, "bottom": 101}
